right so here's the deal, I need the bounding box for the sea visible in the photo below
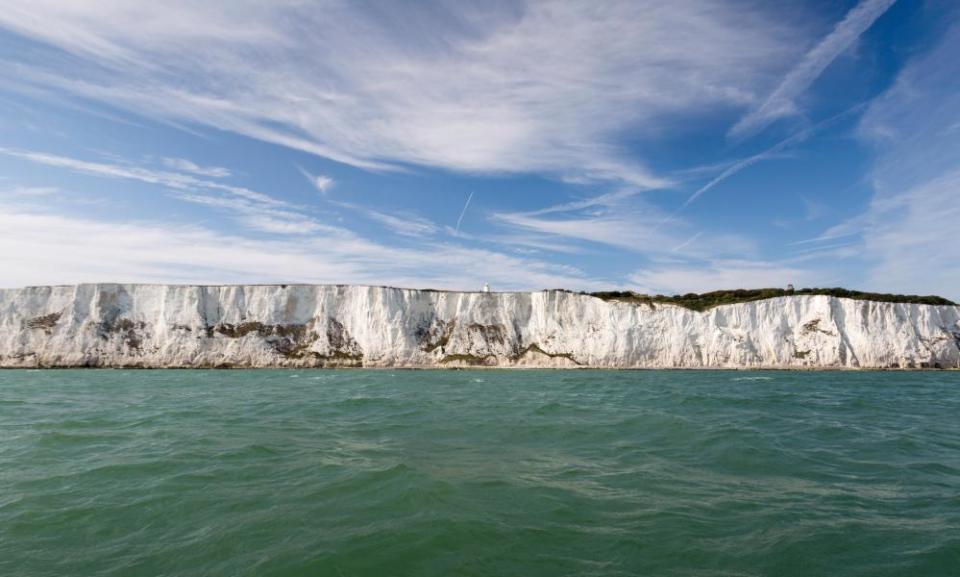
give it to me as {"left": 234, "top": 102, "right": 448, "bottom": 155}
{"left": 1, "top": 369, "right": 957, "bottom": 576}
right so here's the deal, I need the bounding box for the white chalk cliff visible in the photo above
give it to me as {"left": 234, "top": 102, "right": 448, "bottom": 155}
{"left": 1, "top": 284, "right": 958, "bottom": 369}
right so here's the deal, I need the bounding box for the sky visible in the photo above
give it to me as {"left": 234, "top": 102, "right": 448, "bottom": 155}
{"left": 0, "top": 0, "right": 957, "bottom": 298}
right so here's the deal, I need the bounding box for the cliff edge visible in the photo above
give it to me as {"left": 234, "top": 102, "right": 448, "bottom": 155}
{"left": 1, "top": 284, "right": 958, "bottom": 369}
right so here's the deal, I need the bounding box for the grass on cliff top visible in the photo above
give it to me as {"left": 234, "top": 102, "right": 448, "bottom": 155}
{"left": 584, "top": 288, "right": 957, "bottom": 312}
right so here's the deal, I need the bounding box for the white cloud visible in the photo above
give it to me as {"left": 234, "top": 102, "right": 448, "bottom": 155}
{"left": 0, "top": 147, "right": 338, "bottom": 235}
{"left": 685, "top": 105, "right": 861, "bottom": 207}
{"left": 0, "top": 204, "right": 613, "bottom": 291}
{"left": 330, "top": 201, "right": 437, "bottom": 238}
{"left": 801, "top": 22, "right": 960, "bottom": 301}
{"left": 299, "top": 167, "right": 334, "bottom": 194}
{"left": 0, "top": 0, "right": 797, "bottom": 185}
{"left": 172, "top": 192, "right": 335, "bottom": 236}
{"left": 491, "top": 193, "right": 756, "bottom": 260}
{"left": 788, "top": 230, "right": 861, "bottom": 247}
{"left": 161, "top": 157, "right": 231, "bottom": 178}
{"left": 0, "top": 185, "right": 59, "bottom": 197}
{"left": 312, "top": 175, "right": 334, "bottom": 194}
{"left": 0, "top": 147, "right": 282, "bottom": 206}
{"left": 671, "top": 232, "right": 702, "bottom": 252}
{"left": 444, "top": 227, "right": 586, "bottom": 255}
{"left": 731, "top": 0, "right": 896, "bottom": 138}
{"left": 856, "top": 171, "right": 960, "bottom": 297}
{"left": 494, "top": 208, "right": 675, "bottom": 252}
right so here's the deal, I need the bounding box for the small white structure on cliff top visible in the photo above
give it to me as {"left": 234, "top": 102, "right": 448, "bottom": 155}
{"left": 483, "top": 283, "right": 490, "bottom": 293}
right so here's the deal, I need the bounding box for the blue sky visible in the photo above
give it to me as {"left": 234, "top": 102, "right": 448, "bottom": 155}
{"left": 0, "top": 0, "right": 957, "bottom": 298}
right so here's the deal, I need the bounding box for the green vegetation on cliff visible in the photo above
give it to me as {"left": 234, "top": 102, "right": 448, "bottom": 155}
{"left": 587, "top": 288, "right": 956, "bottom": 312}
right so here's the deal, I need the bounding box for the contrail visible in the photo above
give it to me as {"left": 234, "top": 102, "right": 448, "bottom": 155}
{"left": 671, "top": 231, "right": 702, "bottom": 252}
{"left": 650, "top": 104, "right": 865, "bottom": 235}
{"left": 686, "top": 104, "right": 864, "bottom": 209}
{"left": 455, "top": 191, "right": 474, "bottom": 232}
{"left": 731, "top": 0, "right": 896, "bottom": 138}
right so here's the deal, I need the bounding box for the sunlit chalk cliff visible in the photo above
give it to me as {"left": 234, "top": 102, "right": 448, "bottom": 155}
{"left": 1, "top": 284, "right": 959, "bottom": 369}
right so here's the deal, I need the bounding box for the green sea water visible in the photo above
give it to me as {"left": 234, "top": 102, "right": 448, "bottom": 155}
{"left": 1, "top": 370, "right": 958, "bottom": 576}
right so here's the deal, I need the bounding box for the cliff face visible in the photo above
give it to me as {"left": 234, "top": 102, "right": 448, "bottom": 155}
{"left": 1, "top": 284, "right": 958, "bottom": 369}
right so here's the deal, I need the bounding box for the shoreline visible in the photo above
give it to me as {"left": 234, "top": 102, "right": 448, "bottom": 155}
{"left": 2, "top": 365, "right": 957, "bottom": 371}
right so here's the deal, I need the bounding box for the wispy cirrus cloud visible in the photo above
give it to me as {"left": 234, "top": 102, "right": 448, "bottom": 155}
{"left": 0, "top": 143, "right": 607, "bottom": 289}
{"left": 0, "top": 0, "right": 797, "bottom": 186}
{"left": 731, "top": 0, "right": 896, "bottom": 138}
{"left": 684, "top": 105, "right": 863, "bottom": 208}
{"left": 171, "top": 192, "right": 337, "bottom": 236}
{"left": 330, "top": 201, "right": 438, "bottom": 238}
{"left": 298, "top": 167, "right": 334, "bottom": 194}
{"left": 0, "top": 147, "right": 336, "bottom": 235}
{"left": 0, "top": 147, "right": 282, "bottom": 206}
{"left": 855, "top": 171, "right": 960, "bottom": 297}
{"left": 161, "top": 157, "right": 230, "bottom": 178}
{"left": 0, "top": 205, "right": 610, "bottom": 291}
{"left": 671, "top": 232, "right": 703, "bottom": 252}
{"left": 491, "top": 193, "right": 756, "bottom": 260}
{"left": 789, "top": 21, "right": 960, "bottom": 300}
{"left": 0, "top": 185, "right": 59, "bottom": 197}
{"left": 493, "top": 207, "right": 676, "bottom": 253}
{"left": 851, "top": 22, "right": 960, "bottom": 299}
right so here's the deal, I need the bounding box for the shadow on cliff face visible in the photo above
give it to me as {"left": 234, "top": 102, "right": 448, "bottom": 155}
{"left": 98, "top": 318, "right": 147, "bottom": 351}
{"left": 201, "top": 317, "right": 363, "bottom": 366}
{"left": 415, "top": 318, "right": 581, "bottom": 367}
{"left": 22, "top": 312, "right": 62, "bottom": 335}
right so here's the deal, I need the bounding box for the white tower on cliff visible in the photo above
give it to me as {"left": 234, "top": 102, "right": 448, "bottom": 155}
{"left": 482, "top": 283, "right": 490, "bottom": 293}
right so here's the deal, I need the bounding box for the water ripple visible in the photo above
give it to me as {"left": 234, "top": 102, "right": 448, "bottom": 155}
{"left": 0, "top": 369, "right": 958, "bottom": 576}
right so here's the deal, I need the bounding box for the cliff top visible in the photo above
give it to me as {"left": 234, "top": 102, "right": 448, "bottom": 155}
{"left": 5, "top": 284, "right": 956, "bottom": 312}
{"left": 588, "top": 288, "right": 957, "bottom": 311}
